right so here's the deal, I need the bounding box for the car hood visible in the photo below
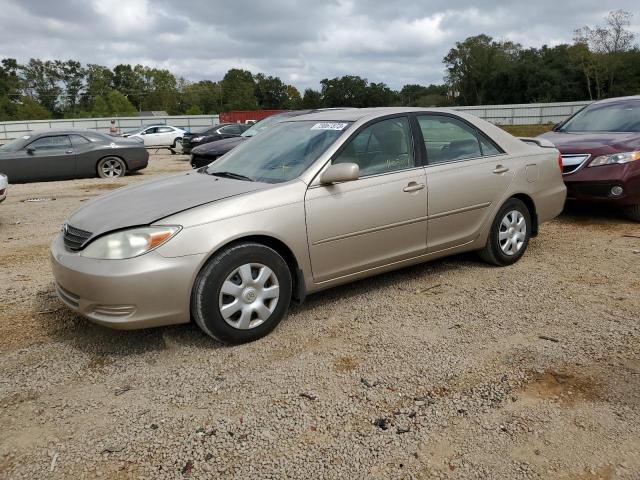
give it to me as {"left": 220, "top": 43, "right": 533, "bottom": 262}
{"left": 539, "top": 131, "right": 640, "bottom": 154}
{"left": 66, "top": 171, "right": 268, "bottom": 238}
{"left": 192, "top": 136, "right": 247, "bottom": 154}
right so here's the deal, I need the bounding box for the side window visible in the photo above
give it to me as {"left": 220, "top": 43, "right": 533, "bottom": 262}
{"left": 27, "top": 135, "right": 72, "bottom": 151}
{"left": 418, "top": 115, "right": 481, "bottom": 164}
{"left": 70, "top": 134, "right": 90, "bottom": 146}
{"left": 157, "top": 127, "right": 173, "bottom": 133}
{"left": 333, "top": 116, "right": 414, "bottom": 177}
{"left": 144, "top": 127, "right": 158, "bottom": 134}
{"left": 219, "top": 125, "right": 240, "bottom": 134}
{"left": 478, "top": 132, "right": 502, "bottom": 156}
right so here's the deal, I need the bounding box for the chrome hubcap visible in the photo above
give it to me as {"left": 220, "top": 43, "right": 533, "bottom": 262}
{"left": 101, "top": 159, "right": 123, "bottom": 177}
{"left": 499, "top": 210, "right": 526, "bottom": 256}
{"left": 218, "top": 263, "right": 279, "bottom": 330}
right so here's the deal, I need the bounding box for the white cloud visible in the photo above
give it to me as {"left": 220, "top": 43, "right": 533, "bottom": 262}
{"left": 0, "top": 0, "right": 637, "bottom": 90}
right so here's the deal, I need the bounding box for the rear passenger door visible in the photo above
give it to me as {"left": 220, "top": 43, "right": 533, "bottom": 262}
{"left": 416, "top": 114, "right": 514, "bottom": 253}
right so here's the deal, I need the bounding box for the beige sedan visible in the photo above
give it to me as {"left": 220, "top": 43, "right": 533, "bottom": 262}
{"left": 51, "top": 108, "right": 566, "bottom": 343}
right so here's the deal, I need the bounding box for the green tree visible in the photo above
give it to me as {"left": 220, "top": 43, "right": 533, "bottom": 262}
{"left": 254, "top": 73, "right": 288, "bottom": 109}
{"left": 57, "top": 59, "right": 85, "bottom": 115}
{"left": 221, "top": 69, "right": 258, "bottom": 111}
{"left": 320, "top": 75, "right": 369, "bottom": 107}
{"left": 20, "top": 59, "right": 62, "bottom": 113}
{"left": 301, "top": 88, "right": 323, "bottom": 109}
{"left": 15, "top": 96, "right": 51, "bottom": 119}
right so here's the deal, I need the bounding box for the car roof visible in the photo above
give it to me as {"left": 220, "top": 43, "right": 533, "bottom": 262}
{"left": 284, "top": 107, "right": 462, "bottom": 122}
{"left": 25, "top": 129, "right": 109, "bottom": 136}
{"left": 593, "top": 95, "right": 640, "bottom": 105}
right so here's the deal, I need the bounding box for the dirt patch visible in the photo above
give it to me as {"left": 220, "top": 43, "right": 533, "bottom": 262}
{"left": 518, "top": 370, "right": 604, "bottom": 406}
{"left": 333, "top": 355, "right": 359, "bottom": 372}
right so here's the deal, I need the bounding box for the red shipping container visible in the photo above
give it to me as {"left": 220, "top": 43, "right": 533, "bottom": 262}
{"left": 219, "top": 110, "right": 286, "bottom": 124}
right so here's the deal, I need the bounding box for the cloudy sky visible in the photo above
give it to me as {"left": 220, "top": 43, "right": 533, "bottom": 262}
{"left": 0, "top": 0, "right": 638, "bottom": 91}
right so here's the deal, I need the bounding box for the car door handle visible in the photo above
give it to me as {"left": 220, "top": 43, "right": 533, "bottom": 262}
{"left": 493, "top": 165, "right": 509, "bottom": 174}
{"left": 403, "top": 182, "right": 425, "bottom": 193}
{"left": 65, "top": 149, "right": 74, "bottom": 154}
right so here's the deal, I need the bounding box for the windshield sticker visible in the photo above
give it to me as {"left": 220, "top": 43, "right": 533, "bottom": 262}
{"left": 311, "top": 122, "right": 348, "bottom": 131}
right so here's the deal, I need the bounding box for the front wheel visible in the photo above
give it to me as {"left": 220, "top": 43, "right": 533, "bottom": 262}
{"left": 624, "top": 204, "right": 640, "bottom": 222}
{"left": 97, "top": 156, "right": 126, "bottom": 178}
{"left": 171, "top": 138, "right": 183, "bottom": 154}
{"left": 479, "top": 198, "right": 532, "bottom": 266}
{"left": 191, "top": 242, "right": 292, "bottom": 343}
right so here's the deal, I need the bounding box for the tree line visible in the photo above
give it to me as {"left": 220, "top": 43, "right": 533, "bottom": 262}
{"left": 0, "top": 10, "right": 637, "bottom": 121}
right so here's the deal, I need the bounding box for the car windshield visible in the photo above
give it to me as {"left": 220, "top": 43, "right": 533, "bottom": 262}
{"left": 241, "top": 114, "right": 288, "bottom": 138}
{"left": 204, "top": 120, "right": 351, "bottom": 184}
{"left": 0, "top": 135, "right": 31, "bottom": 152}
{"left": 560, "top": 100, "right": 640, "bottom": 133}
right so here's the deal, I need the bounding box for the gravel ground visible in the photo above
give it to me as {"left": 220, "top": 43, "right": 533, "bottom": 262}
{"left": 0, "top": 153, "right": 639, "bottom": 479}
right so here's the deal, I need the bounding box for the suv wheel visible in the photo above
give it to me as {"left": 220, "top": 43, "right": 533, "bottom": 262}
{"left": 479, "top": 198, "right": 532, "bottom": 266}
{"left": 191, "top": 242, "right": 292, "bottom": 343}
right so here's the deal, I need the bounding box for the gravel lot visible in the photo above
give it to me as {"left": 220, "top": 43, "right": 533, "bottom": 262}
{"left": 0, "top": 153, "right": 639, "bottom": 479}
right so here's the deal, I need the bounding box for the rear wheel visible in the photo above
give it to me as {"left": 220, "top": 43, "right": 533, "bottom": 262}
{"left": 479, "top": 198, "right": 531, "bottom": 266}
{"left": 97, "top": 156, "right": 126, "bottom": 178}
{"left": 191, "top": 242, "right": 292, "bottom": 344}
{"left": 625, "top": 204, "right": 640, "bottom": 222}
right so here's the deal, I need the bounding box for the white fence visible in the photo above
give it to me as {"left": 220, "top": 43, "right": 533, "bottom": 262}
{"left": 0, "top": 100, "right": 593, "bottom": 141}
{"left": 452, "top": 100, "right": 591, "bottom": 126}
{"left": 0, "top": 115, "right": 221, "bottom": 142}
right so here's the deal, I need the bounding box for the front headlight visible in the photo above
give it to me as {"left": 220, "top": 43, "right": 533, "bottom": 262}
{"left": 589, "top": 151, "right": 640, "bottom": 167}
{"left": 192, "top": 136, "right": 205, "bottom": 142}
{"left": 80, "top": 226, "right": 181, "bottom": 260}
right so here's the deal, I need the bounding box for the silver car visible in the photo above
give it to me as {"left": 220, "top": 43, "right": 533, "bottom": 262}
{"left": 50, "top": 108, "right": 566, "bottom": 343}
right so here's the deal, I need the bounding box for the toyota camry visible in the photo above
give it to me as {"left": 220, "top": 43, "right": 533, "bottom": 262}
{"left": 51, "top": 108, "right": 566, "bottom": 343}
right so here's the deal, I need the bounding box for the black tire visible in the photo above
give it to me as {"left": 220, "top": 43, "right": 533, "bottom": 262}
{"left": 479, "top": 198, "right": 532, "bottom": 266}
{"left": 624, "top": 204, "right": 640, "bottom": 222}
{"left": 96, "top": 156, "right": 126, "bottom": 179}
{"left": 171, "top": 138, "right": 183, "bottom": 154}
{"left": 191, "top": 242, "right": 292, "bottom": 344}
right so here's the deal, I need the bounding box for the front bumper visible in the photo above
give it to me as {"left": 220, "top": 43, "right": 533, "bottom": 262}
{"left": 563, "top": 161, "right": 640, "bottom": 206}
{"left": 50, "top": 234, "right": 206, "bottom": 329}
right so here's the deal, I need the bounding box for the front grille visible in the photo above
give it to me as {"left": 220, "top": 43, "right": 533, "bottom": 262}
{"left": 63, "top": 224, "right": 92, "bottom": 251}
{"left": 562, "top": 154, "right": 590, "bottom": 175}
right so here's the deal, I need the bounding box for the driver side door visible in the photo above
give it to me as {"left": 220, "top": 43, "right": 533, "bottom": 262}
{"left": 305, "top": 115, "right": 428, "bottom": 283}
{"left": 8, "top": 135, "right": 76, "bottom": 181}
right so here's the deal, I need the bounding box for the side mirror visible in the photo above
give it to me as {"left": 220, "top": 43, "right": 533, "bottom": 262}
{"left": 320, "top": 163, "right": 359, "bottom": 184}
{"left": 552, "top": 122, "right": 561, "bottom": 131}
{"left": 26, "top": 146, "right": 36, "bottom": 154}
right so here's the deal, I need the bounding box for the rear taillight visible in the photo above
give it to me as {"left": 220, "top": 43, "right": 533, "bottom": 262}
{"left": 557, "top": 153, "right": 563, "bottom": 172}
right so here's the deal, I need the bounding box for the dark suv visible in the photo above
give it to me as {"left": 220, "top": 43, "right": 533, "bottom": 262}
{"left": 539, "top": 96, "right": 640, "bottom": 221}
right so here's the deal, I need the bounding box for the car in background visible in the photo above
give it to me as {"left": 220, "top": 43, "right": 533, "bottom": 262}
{"left": 123, "top": 125, "right": 186, "bottom": 150}
{"left": 182, "top": 123, "right": 250, "bottom": 154}
{"left": 540, "top": 96, "right": 640, "bottom": 221}
{"left": 190, "top": 109, "right": 348, "bottom": 169}
{"left": 51, "top": 107, "right": 565, "bottom": 344}
{"left": 0, "top": 130, "right": 148, "bottom": 182}
{"left": 0, "top": 173, "right": 7, "bottom": 202}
